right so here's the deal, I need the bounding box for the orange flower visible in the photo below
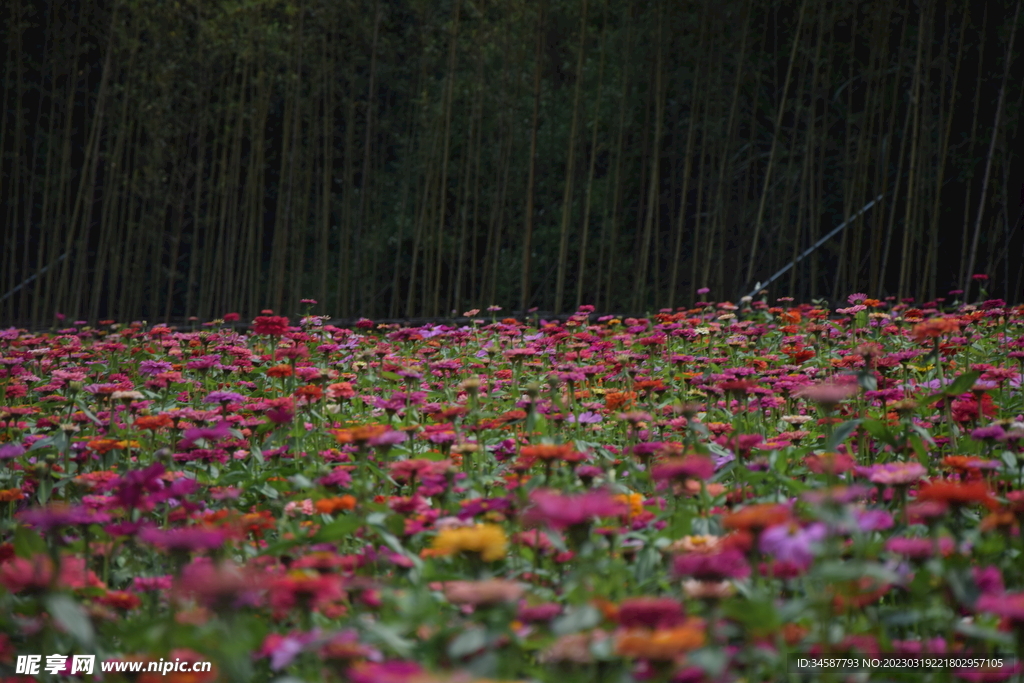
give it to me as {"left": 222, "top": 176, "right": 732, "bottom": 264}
{"left": 266, "top": 364, "right": 294, "bottom": 378}
{"left": 0, "top": 487, "right": 24, "bottom": 502}
{"left": 916, "top": 480, "right": 998, "bottom": 511}
{"left": 614, "top": 492, "right": 645, "bottom": 520}
{"left": 294, "top": 384, "right": 324, "bottom": 404}
{"left": 135, "top": 414, "right": 174, "bottom": 431}
{"left": 614, "top": 619, "right": 706, "bottom": 659}
{"left": 604, "top": 392, "right": 636, "bottom": 411}
{"left": 722, "top": 503, "right": 791, "bottom": 532}
{"left": 240, "top": 510, "right": 276, "bottom": 537}
{"left": 779, "top": 310, "right": 802, "bottom": 324}
{"left": 519, "top": 444, "right": 585, "bottom": 463}
{"left": 314, "top": 496, "right": 357, "bottom": 514}
{"left": 912, "top": 317, "right": 959, "bottom": 342}
{"left": 86, "top": 438, "right": 120, "bottom": 454}
{"left": 332, "top": 424, "right": 390, "bottom": 445}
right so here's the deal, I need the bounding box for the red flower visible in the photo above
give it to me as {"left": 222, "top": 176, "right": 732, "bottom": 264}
{"left": 252, "top": 316, "right": 290, "bottom": 337}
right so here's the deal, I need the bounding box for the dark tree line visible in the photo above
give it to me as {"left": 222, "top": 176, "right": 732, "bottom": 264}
{"left": 2, "top": 0, "right": 1024, "bottom": 326}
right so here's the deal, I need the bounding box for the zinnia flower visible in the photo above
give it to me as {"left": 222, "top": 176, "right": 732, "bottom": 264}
{"left": 614, "top": 619, "right": 706, "bottom": 660}
{"left": 759, "top": 522, "right": 826, "bottom": 569}
{"left": 430, "top": 523, "right": 508, "bottom": 562}
{"left": 672, "top": 548, "right": 751, "bottom": 580}
{"left": 616, "top": 597, "right": 685, "bottom": 629}
{"left": 442, "top": 579, "right": 524, "bottom": 605}
{"left": 867, "top": 461, "right": 927, "bottom": 486}
{"left": 521, "top": 489, "right": 628, "bottom": 530}
{"left": 252, "top": 316, "right": 290, "bottom": 337}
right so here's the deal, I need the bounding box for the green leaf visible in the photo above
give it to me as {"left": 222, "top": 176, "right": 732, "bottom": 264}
{"left": 825, "top": 419, "right": 862, "bottom": 451}
{"left": 945, "top": 370, "right": 981, "bottom": 396}
{"left": 909, "top": 423, "right": 935, "bottom": 446}
{"left": 312, "top": 515, "right": 360, "bottom": 543}
{"left": 954, "top": 622, "right": 1013, "bottom": 646}
{"left": 287, "top": 474, "right": 314, "bottom": 489}
{"left": 552, "top": 605, "right": 600, "bottom": 636}
{"left": 861, "top": 418, "right": 897, "bottom": 447}
{"left": 361, "top": 618, "right": 414, "bottom": 656}
{"left": 857, "top": 371, "right": 877, "bottom": 392}
{"left": 45, "top": 594, "right": 95, "bottom": 647}
{"left": 448, "top": 628, "right": 488, "bottom": 659}
{"left": 908, "top": 434, "right": 929, "bottom": 466}
{"left": 13, "top": 525, "right": 47, "bottom": 558}
{"left": 74, "top": 402, "right": 103, "bottom": 426}
{"left": 28, "top": 436, "right": 55, "bottom": 452}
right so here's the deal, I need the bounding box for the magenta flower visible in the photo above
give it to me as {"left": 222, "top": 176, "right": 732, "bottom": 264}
{"left": 348, "top": 661, "right": 424, "bottom": 683}
{"left": 521, "top": 489, "right": 628, "bottom": 530}
{"left": 178, "top": 420, "right": 233, "bottom": 449}
{"left": 616, "top": 596, "right": 685, "bottom": 629}
{"left": 651, "top": 454, "right": 716, "bottom": 482}
{"left": 138, "top": 526, "right": 227, "bottom": 551}
{"left": 517, "top": 602, "right": 563, "bottom": 623}
{"left": 672, "top": 549, "right": 751, "bottom": 581}
{"left": 975, "top": 592, "right": 1024, "bottom": 626}
{"left": 18, "top": 505, "right": 111, "bottom": 532}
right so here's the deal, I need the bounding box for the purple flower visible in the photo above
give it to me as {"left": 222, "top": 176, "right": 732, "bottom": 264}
{"left": 139, "top": 360, "right": 173, "bottom": 376}
{"left": 0, "top": 443, "right": 25, "bottom": 460}
{"left": 178, "top": 420, "right": 233, "bottom": 449}
{"left": 203, "top": 391, "right": 246, "bottom": 405}
{"left": 759, "top": 522, "right": 827, "bottom": 569}
{"left": 115, "top": 463, "right": 166, "bottom": 510}
{"left": 568, "top": 411, "right": 603, "bottom": 424}
{"left": 18, "top": 505, "right": 112, "bottom": 532}
{"left": 268, "top": 629, "right": 322, "bottom": 670}
{"left": 854, "top": 509, "right": 895, "bottom": 532}
{"left": 970, "top": 425, "right": 1006, "bottom": 441}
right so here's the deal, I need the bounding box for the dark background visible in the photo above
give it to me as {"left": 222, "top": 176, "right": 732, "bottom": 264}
{"left": 2, "top": 0, "right": 1023, "bottom": 326}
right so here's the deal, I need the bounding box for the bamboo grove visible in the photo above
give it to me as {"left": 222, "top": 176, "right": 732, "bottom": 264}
{"left": 2, "top": 0, "right": 1024, "bottom": 326}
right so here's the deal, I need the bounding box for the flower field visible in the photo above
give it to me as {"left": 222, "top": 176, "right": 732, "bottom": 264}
{"left": 3, "top": 296, "right": 1024, "bottom": 682}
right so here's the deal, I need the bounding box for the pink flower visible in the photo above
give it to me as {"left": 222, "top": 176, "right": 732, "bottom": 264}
{"left": 976, "top": 592, "right": 1024, "bottom": 626}
{"left": 867, "top": 462, "right": 927, "bottom": 486}
{"left": 759, "top": 522, "right": 826, "bottom": 569}
{"left": 521, "top": 489, "right": 628, "bottom": 530}
{"left": 348, "top": 661, "right": 423, "bottom": 683}
{"left": 672, "top": 549, "right": 751, "bottom": 581}
{"left": 138, "top": 526, "right": 228, "bottom": 551}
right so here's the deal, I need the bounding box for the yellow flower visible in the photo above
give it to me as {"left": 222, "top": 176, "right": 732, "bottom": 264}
{"left": 431, "top": 524, "right": 508, "bottom": 562}
{"left": 615, "top": 492, "right": 645, "bottom": 519}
